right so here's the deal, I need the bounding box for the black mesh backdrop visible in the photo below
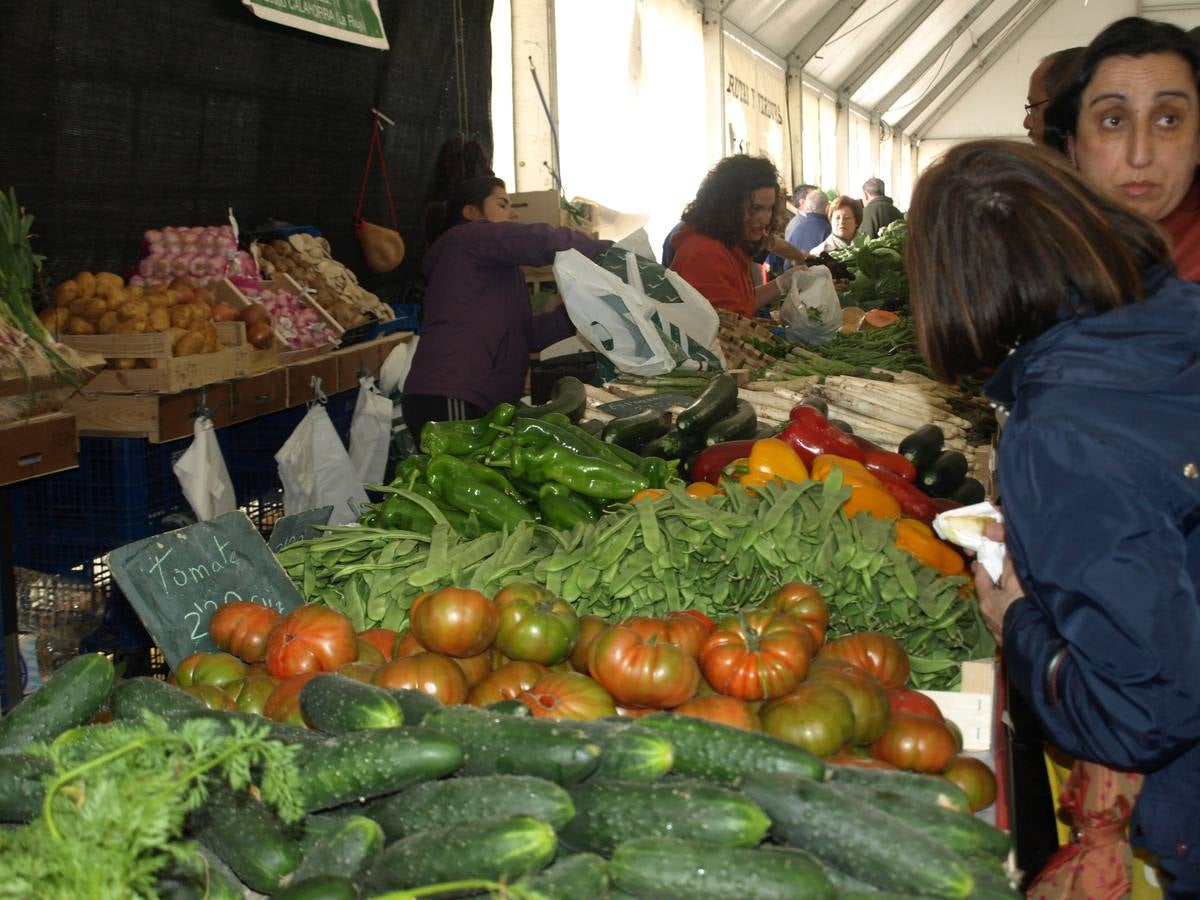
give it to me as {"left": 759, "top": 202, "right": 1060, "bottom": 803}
{"left": 0, "top": 0, "right": 494, "bottom": 299}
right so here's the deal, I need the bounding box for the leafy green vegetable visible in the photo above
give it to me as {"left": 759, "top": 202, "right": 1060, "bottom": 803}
{"left": 831, "top": 219, "right": 909, "bottom": 312}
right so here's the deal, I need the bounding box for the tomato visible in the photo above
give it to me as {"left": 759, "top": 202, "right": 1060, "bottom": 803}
{"left": 335, "top": 661, "right": 380, "bottom": 684}
{"left": 356, "top": 638, "right": 387, "bottom": 665}
{"left": 518, "top": 670, "right": 616, "bottom": 720}
{"left": 357, "top": 628, "right": 401, "bottom": 661}
{"left": 674, "top": 695, "right": 760, "bottom": 731}
{"left": 760, "top": 582, "right": 829, "bottom": 649}
{"left": 467, "top": 660, "right": 549, "bottom": 706}
{"left": 181, "top": 683, "right": 238, "bottom": 711}
{"left": 760, "top": 684, "right": 855, "bottom": 757}
{"left": 888, "top": 687, "right": 944, "bottom": 722}
{"left": 945, "top": 718, "right": 964, "bottom": 752}
{"left": 226, "top": 674, "right": 279, "bottom": 714}
{"left": 676, "top": 609, "right": 715, "bottom": 631}
{"left": 209, "top": 601, "right": 283, "bottom": 663}
{"left": 620, "top": 613, "right": 709, "bottom": 658}
{"left": 941, "top": 755, "right": 998, "bottom": 812}
{"left": 173, "top": 652, "right": 209, "bottom": 687}
{"left": 569, "top": 615, "right": 609, "bottom": 673}
{"left": 262, "top": 672, "right": 320, "bottom": 725}
{"left": 827, "top": 753, "right": 898, "bottom": 770}
{"left": 588, "top": 624, "right": 701, "bottom": 709}
{"left": 188, "top": 652, "right": 249, "bottom": 689}
{"left": 372, "top": 651, "right": 467, "bottom": 705}
{"left": 698, "top": 611, "right": 811, "bottom": 701}
{"left": 614, "top": 705, "right": 656, "bottom": 719}
{"left": 451, "top": 650, "right": 493, "bottom": 688}
{"left": 807, "top": 661, "right": 890, "bottom": 745}
{"left": 265, "top": 604, "right": 357, "bottom": 678}
{"left": 870, "top": 712, "right": 959, "bottom": 773}
{"left": 820, "top": 631, "right": 910, "bottom": 690}
{"left": 409, "top": 587, "right": 499, "bottom": 658}
{"left": 493, "top": 582, "right": 580, "bottom": 665}
{"left": 392, "top": 629, "right": 425, "bottom": 659}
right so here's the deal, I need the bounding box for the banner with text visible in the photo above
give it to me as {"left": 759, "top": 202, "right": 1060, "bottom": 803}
{"left": 723, "top": 36, "right": 791, "bottom": 182}
{"left": 244, "top": 0, "right": 388, "bottom": 50}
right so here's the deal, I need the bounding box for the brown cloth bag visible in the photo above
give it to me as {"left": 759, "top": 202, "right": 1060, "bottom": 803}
{"left": 355, "top": 115, "right": 405, "bottom": 273}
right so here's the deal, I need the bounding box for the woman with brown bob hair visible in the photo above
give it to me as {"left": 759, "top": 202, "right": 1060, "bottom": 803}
{"left": 907, "top": 139, "right": 1200, "bottom": 895}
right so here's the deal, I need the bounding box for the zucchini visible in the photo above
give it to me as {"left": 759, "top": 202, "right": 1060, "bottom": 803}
{"left": 636, "top": 713, "right": 823, "bottom": 784}
{"left": 826, "top": 763, "right": 970, "bottom": 813}
{"left": 154, "top": 846, "right": 245, "bottom": 900}
{"left": 919, "top": 450, "right": 969, "bottom": 498}
{"left": 109, "top": 677, "right": 204, "bottom": 721}
{"left": 297, "top": 726, "right": 463, "bottom": 812}
{"left": 421, "top": 706, "right": 601, "bottom": 784}
{"left": 299, "top": 674, "right": 404, "bottom": 734}
{"left": 561, "top": 779, "right": 770, "bottom": 855}
{"left": 572, "top": 718, "right": 674, "bottom": 781}
{"left": 578, "top": 418, "right": 604, "bottom": 436}
{"left": 360, "top": 774, "right": 575, "bottom": 841}
{"left": 609, "top": 837, "right": 835, "bottom": 900}
{"left": 898, "top": 423, "right": 945, "bottom": 472}
{"left": 516, "top": 376, "right": 588, "bottom": 423}
{"left": 950, "top": 476, "right": 987, "bottom": 505}
{"left": 703, "top": 399, "right": 758, "bottom": 446}
{"left": 675, "top": 373, "right": 738, "bottom": 434}
{"left": 189, "top": 786, "right": 301, "bottom": 894}
{"left": 362, "top": 815, "right": 557, "bottom": 894}
{"left": 513, "top": 852, "right": 609, "bottom": 899}
{"left": 828, "top": 418, "right": 854, "bottom": 433}
{"left": 603, "top": 409, "right": 671, "bottom": 450}
{"left": 637, "top": 427, "right": 701, "bottom": 461}
{"left": 271, "top": 876, "right": 360, "bottom": 900}
{"left": 801, "top": 397, "right": 829, "bottom": 416}
{"left": 0, "top": 753, "right": 50, "bottom": 822}
{"left": 0, "top": 652, "right": 114, "bottom": 752}
{"left": 383, "top": 687, "right": 443, "bottom": 725}
{"left": 291, "top": 814, "right": 383, "bottom": 883}
{"left": 741, "top": 771, "right": 974, "bottom": 898}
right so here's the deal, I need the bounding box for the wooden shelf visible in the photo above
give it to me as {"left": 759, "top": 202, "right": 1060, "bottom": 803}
{"left": 0, "top": 413, "right": 79, "bottom": 487}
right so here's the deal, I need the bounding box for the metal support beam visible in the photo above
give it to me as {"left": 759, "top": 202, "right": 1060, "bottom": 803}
{"left": 913, "top": 0, "right": 1056, "bottom": 139}
{"left": 786, "top": 0, "right": 870, "bottom": 72}
{"left": 873, "top": 0, "right": 996, "bottom": 119}
{"left": 702, "top": 9, "right": 727, "bottom": 164}
{"left": 786, "top": 69, "right": 806, "bottom": 191}
{"left": 510, "top": 0, "right": 559, "bottom": 193}
{"left": 893, "top": 0, "right": 1033, "bottom": 135}
{"left": 839, "top": 0, "right": 941, "bottom": 100}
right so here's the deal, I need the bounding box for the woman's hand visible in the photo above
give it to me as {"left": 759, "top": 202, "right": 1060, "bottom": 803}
{"left": 972, "top": 522, "right": 1025, "bottom": 646}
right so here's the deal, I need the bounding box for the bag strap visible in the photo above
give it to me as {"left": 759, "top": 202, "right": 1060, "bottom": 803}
{"left": 355, "top": 113, "right": 399, "bottom": 231}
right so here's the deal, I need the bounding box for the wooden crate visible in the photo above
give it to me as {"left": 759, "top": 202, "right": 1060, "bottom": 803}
{"left": 215, "top": 274, "right": 341, "bottom": 365}
{"left": 63, "top": 321, "right": 248, "bottom": 394}
{"left": 0, "top": 412, "right": 79, "bottom": 485}
{"left": 919, "top": 659, "right": 997, "bottom": 753}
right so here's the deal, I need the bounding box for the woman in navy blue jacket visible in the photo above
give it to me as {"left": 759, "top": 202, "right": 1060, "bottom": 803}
{"left": 906, "top": 140, "right": 1200, "bottom": 895}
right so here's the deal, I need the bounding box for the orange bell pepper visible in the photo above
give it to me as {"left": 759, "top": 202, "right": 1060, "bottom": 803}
{"left": 894, "top": 517, "right": 966, "bottom": 576}
{"left": 843, "top": 484, "right": 902, "bottom": 520}
{"left": 810, "top": 454, "right": 882, "bottom": 490}
{"left": 630, "top": 488, "right": 668, "bottom": 503}
{"left": 738, "top": 438, "right": 809, "bottom": 491}
{"left": 685, "top": 481, "right": 724, "bottom": 499}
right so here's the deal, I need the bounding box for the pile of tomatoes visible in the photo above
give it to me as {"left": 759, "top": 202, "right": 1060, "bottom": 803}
{"left": 169, "top": 580, "right": 996, "bottom": 813}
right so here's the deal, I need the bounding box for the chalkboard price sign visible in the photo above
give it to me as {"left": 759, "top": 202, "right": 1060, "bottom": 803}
{"left": 110, "top": 510, "right": 306, "bottom": 670}
{"left": 268, "top": 506, "right": 334, "bottom": 552}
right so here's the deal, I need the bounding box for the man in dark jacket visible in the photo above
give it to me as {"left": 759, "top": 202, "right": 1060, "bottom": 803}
{"left": 859, "top": 177, "right": 904, "bottom": 238}
{"left": 785, "top": 189, "right": 832, "bottom": 254}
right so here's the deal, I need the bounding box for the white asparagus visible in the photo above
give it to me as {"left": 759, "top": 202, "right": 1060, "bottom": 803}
{"left": 824, "top": 402, "right": 966, "bottom": 444}
{"left": 584, "top": 384, "right": 623, "bottom": 406}
{"left": 738, "top": 388, "right": 797, "bottom": 413}
{"left": 580, "top": 408, "right": 615, "bottom": 424}
{"left": 818, "top": 387, "right": 932, "bottom": 432}
{"left": 744, "top": 376, "right": 819, "bottom": 392}
{"left": 820, "top": 384, "right": 974, "bottom": 432}
{"left": 602, "top": 383, "right": 656, "bottom": 398}
{"left": 823, "top": 375, "right": 955, "bottom": 410}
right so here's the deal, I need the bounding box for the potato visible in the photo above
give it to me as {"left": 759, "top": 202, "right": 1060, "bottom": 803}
{"left": 173, "top": 331, "right": 206, "bottom": 357}
{"left": 82, "top": 298, "right": 108, "bottom": 321}
{"left": 188, "top": 301, "right": 213, "bottom": 322}
{"left": 146, "top": 292, "right": 172, "bottom": 309}
{"left": 105, "top": 292, "right": 127, "bottom": 311}
{"left": 126, "top": 284, "right": 144, "bottom": 301}
{"left": 117, "top": 299, "right": 150, "bottom": 321}
{"left": 94, "top": 272, "right": 123, "bottom": 292}
{"left": 163, "top": 326, "right": 188, "bottom": 343}
{"left": 97, "top": 311, "right": 119, "bottom": 334}
{"left": 40, "top": 307, "right": 71, "bottom": 331}
{"left": 68, "top": 297, "right": 94, "bottom": 318}
{"left": 202, "top": 323, "right": 220, "bottom": 353}
{"left": 74, "top": 272, "right": 97, "bottom": 298}
{"left": 147, "top": 307, "right": 171, "bottom": 332}
{"left": 170, "top": 306, "right": 195, "bottom": 329}
{"left": 54, "top": 280, "right": 79, "bottom": 307}
{"left": 113, "top": 319, "right": 147, "bottom": 335}
{"left": 194, "top": 286, "right": 215, "bottom": 305}
{"left": 111, "top": 357, "right": 138, "bottom": 371}
{"left": 65, "top": 316, "right": 96, "bottom": 335}
{"left": 95, "top": 282, "right": 125, "bottom": 301}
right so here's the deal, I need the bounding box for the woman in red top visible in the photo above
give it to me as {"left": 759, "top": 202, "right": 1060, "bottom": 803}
{"left": 669, "top": 155, "right": 795, "bottom": 317}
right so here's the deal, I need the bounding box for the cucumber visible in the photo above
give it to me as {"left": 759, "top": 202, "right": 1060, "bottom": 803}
{"left": 0, "top": 652, "right": 114, "bottom": 752}
{"left": 485, "top": 699, "right": 533, "bottom": 716}
{"left": 675, "top": 373, "right": 738, "bottom": 434}
{"left": 513, "top": 852, "right": 609, "bottom": 899}
{"left": 898, "top": 424, "right": 944, "bottom": 472}
{"left": 421, "top": 706, "right": 601, "bottom": 784}
{"left": 825, "top": 763, "right": 970, "bottom": 813}
{"left": 961, "top": 854, "right": 1022, "bottom": 898}
{"left": 950, "top": 476, "right": 987, "bottom": 505}
{"left": 603, "top": 409, "right": 672, "bottom": 450}
{"left": 741, "top": 771, "right": 974, "bottom": 898}
{"left": 840, "top": 780, "right": 1010, "bottom": 858}
{"left": 189, "top": 786, "right": 301, "bottom": 894}
{"left": 383, "top": 687, "right": 443, "bottom": 725}
{"left": 299, "top": 674, "right": 404, "bottom": 734}
{"left": 109, "top": 676, "right": 204, "bottom": 721}
{"left": 154, "top": 846, "right": 245, "bottom": 900}
{"left": 271, "top": 876, "right": 360, "bottom": 900}
{"left": 572, "top": 718, "right": 674, "bottom": 781}
{"left": 362, "top": 815, "right": 557, "bottom": 894}
{"left": 609, "top": 837, "right": 835, "bottom": 900}
{"left": 561, "top": 779, "right": 770, "bottom": 855}
{"left": 703, "top": 399, "right": 758, "bottom": 446}
{"left": 159, "top": 707, "right": 321, "bottom": 747}
{"left": 360, "top": 774, "right": 575, "bottom": 840}
{"left": 291, "top": 815, "right": 383, "bottom": 882}
{"left": 297, "top": 726, "right": 463, "bottom": 812}
{"left": 636, "top": 713, "right": 823, "bottom": 783}
{"left": 919, "top": 450, "right": 969, "bottom": 498}
{"left": 0, "top": 753, "right": 50, "bottom": 822}
{"left": 516, "top": 376, "right": 588, "bottom": 423}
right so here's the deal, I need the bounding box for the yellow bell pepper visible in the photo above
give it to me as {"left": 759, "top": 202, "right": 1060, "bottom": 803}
{"left": 738, "top": 438, "right": 809, "bottom": 491}
{"left": 811, "top": 454, "right": 882, "bottom": 489}
{"left": 685, "top": 481, "right": 724, "bottom": 499}
{"left": 894, "top": 517, "right": 965, "bottom": 575}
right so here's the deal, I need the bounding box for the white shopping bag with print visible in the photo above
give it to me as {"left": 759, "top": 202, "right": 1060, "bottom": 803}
{"left": 172, "top": 416, "right": 237, "bottom": 521}
{"left": 275, "top": 403, "right": 368, "bottom": 526}
{"left": 348, "top": 375, "right": 393, "bottom": 485}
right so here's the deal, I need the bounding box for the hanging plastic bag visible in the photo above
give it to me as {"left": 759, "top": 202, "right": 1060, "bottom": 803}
{"left": 172, "top": 416, "right": 237, "bottom": 522}
{"left": 348, "top": 375, "right": 394, "bottom": 485}
{"left": 275, "top": 400, "right": 368, "bottom": 526}
{"left": 778, "top": 266, "right": 842, "bottom": 346}
{"left": 379, "top": 336, "right": 419, "bottom": 396}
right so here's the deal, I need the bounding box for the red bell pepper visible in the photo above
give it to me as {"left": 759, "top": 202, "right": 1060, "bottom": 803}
{"left": 871, "top": 466, "right": 941, "bottom": 524}
{"left": 780, "top": 405, "right": 865, "bottom": 467}
{"left": 930, "top": 497, "right": 963, "bottom": 514}
{"left": 689, "top": 439, "right": 758, "bottom": 484}
{"left": 849, "top": 434, "right": 917, "bottom": 482}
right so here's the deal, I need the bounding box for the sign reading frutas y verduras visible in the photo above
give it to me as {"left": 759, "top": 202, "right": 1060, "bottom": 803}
{"left": 243, "top": 0, "right": 387, "bottom": 50}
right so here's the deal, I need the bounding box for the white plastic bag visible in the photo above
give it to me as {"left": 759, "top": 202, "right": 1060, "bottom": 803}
{"left": 778, "top": 266, "right": 842, "bottom": 345}
{"left": 379, "top": 336, "right": 418, "bottom": 396}
{"left": 172, "top": 416, "right": 237, "bottom": 521}
{"left": 617, "top": 250, "right": 723, "bottom": 369}
{"left": 275, "top": 403, "right": 369, "bottom": 526}
{"left": 348, "top": 375, "right": 393, "bottom": 485}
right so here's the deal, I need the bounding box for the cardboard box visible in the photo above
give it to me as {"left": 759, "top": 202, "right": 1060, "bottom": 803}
{"left": 0, "top": 413, "right": 79, "bottom": 485}
{"left": 509, "top": 191, "right": 595, "bottom": 231}
{"left": 919, "top": 659, "right": 997, "bottom": 752}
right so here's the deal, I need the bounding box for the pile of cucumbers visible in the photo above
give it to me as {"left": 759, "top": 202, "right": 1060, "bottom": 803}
{"left": 1, "top": 660, "right": 1018, "bottom": 899}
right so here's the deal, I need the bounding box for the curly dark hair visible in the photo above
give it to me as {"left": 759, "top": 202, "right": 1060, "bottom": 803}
{"left": 681, "top": 155, "right": 782, "bottom": 248}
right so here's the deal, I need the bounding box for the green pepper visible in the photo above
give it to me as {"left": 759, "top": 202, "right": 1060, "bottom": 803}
{"left": 427, "top": 455, "right": 534, "bottom": 532}
{"left": 358, "top": 509, "right": 380, "bottom": 528}
{"left": 512, "top": 444, "right": 650, "bottom": 500}
{"left": 638, "top": 456, "right": 671, "bottom": 489}
{"left": 512, "top": 418, "right": 642, "bottom": 472}
{"left": 458, "top": 458, "right": 523, "bottom": 500}
{"left": 536, "top": 482, "right": 599, "bottom": 530}
{"left": 419, "top": 403, "right": 516, "bottom": 456}
{"left": 390, "top": 454, "right": 429, "bottom": 486}
{"left": 378, "top": 495, "right": 437, "bottom": 532}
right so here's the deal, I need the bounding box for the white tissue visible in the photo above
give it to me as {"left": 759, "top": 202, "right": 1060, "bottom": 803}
{"left": 932, "top": 501, "right": 1007, "bottom": 582}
